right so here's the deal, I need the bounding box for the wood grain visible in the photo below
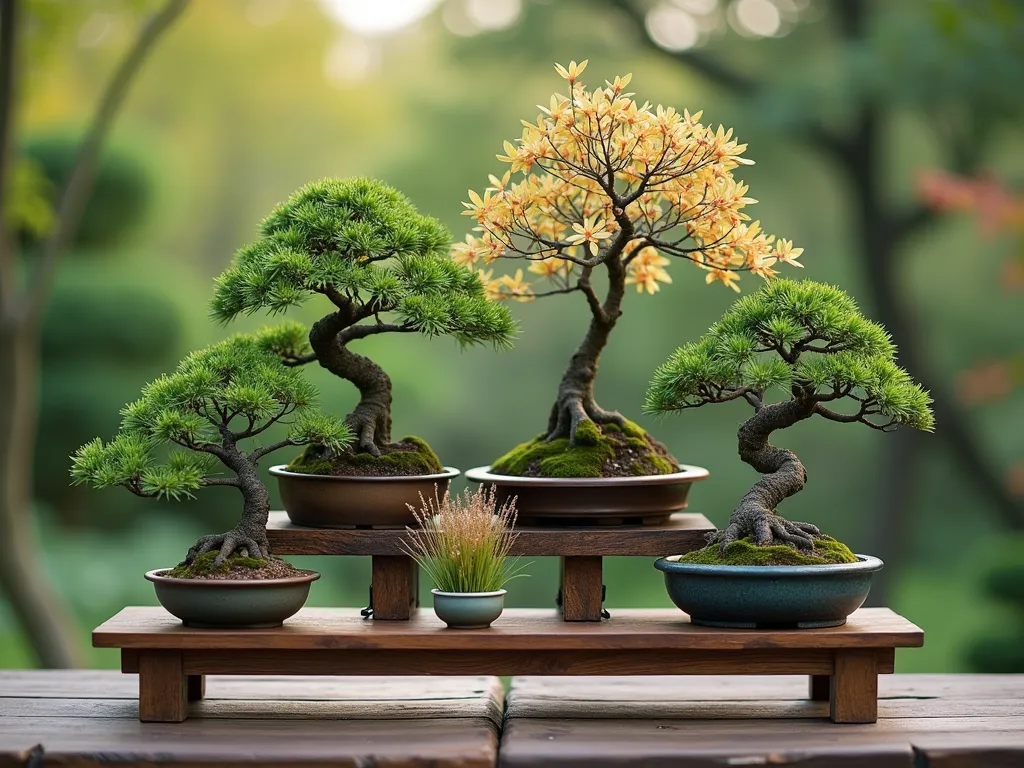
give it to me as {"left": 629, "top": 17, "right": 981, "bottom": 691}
{"left": 93, "top": 607, "right": 924, "bottom": 652}
{"left": 138, "top": 650, "right": 186, "bottom": 723}
{"left": 560, "top": 557, "right": 603, "bottom": 622}
{"left": 371, "top": 555, "right": 418, "bottom": 620}
{"left": 267, "top": 512, "right": 715, "bottom": 556}
{"left": 831, "top": 648, "right": 880, "bottom": 723}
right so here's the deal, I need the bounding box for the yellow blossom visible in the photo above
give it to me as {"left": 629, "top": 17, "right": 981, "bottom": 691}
{"left": 705, "top": 268, "right": 741, "bottom": 292}
{"left": 566, "top": 215, "right": 613, "bottom": 256}
{"left": 774, "top": 239, "right": 804, "bottom": 267}
{"left": 554, "top": 60, "right": 588, "bottom": 83}
{"left": 498, "top": 269, "right": 534, "bottom": 301}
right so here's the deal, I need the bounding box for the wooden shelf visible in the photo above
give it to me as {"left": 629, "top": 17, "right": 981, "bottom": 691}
{"left": 267, "top": 511, "right": 717, "bottom": 622}
{"left": 266, "top": 511, "right": 715, "bottom": 556}
{"left": 93, "top": 607, "right": 922, "bottom": 725}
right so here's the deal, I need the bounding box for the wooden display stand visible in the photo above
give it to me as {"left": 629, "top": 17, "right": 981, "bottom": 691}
{"left": 93, "top": 606, "right": 923, "bottom": 725}
{"left": 266, "top": 511, "right": 715, "bottom": 621}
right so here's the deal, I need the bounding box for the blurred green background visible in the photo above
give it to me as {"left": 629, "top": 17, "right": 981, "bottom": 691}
{"left": 1, "top": 0, "right": 1022, "bottom": 672}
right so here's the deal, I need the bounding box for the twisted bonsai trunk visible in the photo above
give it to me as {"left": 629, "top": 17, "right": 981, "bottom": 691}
{"left": 309, "top": 309, "right": 392, "bottom": 456}
{"left": 545, "top": 237, "right": 630, "bottom": 444}
{"left": 186, "top": 443, "right": 270, "bottom": 564}
{"left": 717, "top": 398, "right": 822, "bottom": 554}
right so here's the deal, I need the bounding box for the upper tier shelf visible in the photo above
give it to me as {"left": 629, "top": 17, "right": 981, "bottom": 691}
{"left": 266, "top": 511, "right": 716, "bottom": 557}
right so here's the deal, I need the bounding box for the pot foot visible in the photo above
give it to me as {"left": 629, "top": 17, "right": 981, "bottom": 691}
{"left": 182, "top": 620, "right": 284, "bottom": 629}
{"left": 689, "top": 617, "right": 848, "bottom": 629}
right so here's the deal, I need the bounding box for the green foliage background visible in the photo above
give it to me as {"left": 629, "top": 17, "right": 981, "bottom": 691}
{"left": 3, "top": 0, "right": 1022, "bottom": 672}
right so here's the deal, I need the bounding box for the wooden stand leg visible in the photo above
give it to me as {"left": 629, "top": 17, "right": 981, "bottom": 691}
{"left": 372, "top": 555, "right": 418, "bottom": 620}
{"left": 187, "top": 674, "right": 205, "bottom": 701}
{"left": 830, "top": 649, "right": 879, "bottom": 723}
{"left": 560, "top": 556, "right": 603, "bottom": 622}
{"left": 138, "top": 650, "right": 187, "bottom": 722}
{"left": 809, "top": 674, "right": 831, "bottom": 701}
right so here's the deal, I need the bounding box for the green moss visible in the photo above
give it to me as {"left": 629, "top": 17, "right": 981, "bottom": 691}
{"left": 167, "top": 550, "right": 265, "bottom": 579}
{"left": 286, "top": 436, "right": 444, "bottom": 477}
{"left": 491, "top": 420, "right": 677, "bottom": 478}
{"left": 678, "top": 535, "right": 858, "bottom": 566}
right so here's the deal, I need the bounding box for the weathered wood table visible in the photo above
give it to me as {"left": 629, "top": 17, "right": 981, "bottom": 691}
{"left": 499, "top": 674, "right": 1024, "bottom": 767}
{"left": 267, "top": 511, "right": 714, "bottom": 621}
{"left": 0, "top": 671, "right": 503, "bottom": 767}
{"left": 93, "top": 606, "right": 921, "bottom": 724}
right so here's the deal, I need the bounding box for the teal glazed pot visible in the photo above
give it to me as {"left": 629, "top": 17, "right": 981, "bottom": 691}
{"left": 654, "top": 555, "right": 883, "bottom": 629}
{"left": 145, "top": 569, "right": 320, "bottom": 629}
{"left": 432, "top": 589, "right": 507, "bottom": 629}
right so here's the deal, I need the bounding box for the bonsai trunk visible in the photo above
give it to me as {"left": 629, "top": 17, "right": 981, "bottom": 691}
{"left": 717, "top": 398, "right": 822, "bottom": 554}
{"left": 187, "top": 450, "right": 270, "bottom": 564}
{"left": 309, "top": 311, "right": 392, "bottom": 456}
{"left": 545, "top": 258, "right": 627, "bottom": 444}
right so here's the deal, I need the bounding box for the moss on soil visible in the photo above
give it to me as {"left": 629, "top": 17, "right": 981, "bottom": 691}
{"left": 286, "top": 435, "right": 444, "bottom": 477}
{"left": 490, "top": 419, "right": 678, "bottom": 478}
{"left": 167, "top": 550, "right": 296, "bottom": 580}
{"left": 677, "top": 535, "right": 858, "bottom": 566}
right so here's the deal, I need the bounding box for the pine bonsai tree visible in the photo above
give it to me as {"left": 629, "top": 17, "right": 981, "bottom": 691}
{"left": 457, "top": 61, "right": 802, "bottom": 477}
{"left": 210, "top": 177, "right": 515, "bottom": 472}
{"left": 645, "top": 279, "right": 934, "bottom": 564}
{"left": 70, "top": 326, "right": 351, "bottom": 566}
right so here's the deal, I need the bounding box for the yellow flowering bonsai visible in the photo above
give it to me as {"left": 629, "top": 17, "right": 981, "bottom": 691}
{"left": 457, "top": 61, "right": 803, "bottom": 477}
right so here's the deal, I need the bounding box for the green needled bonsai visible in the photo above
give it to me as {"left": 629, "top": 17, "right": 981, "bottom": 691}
{"left": 210, "top": 177, "right": 515, "bottom": 474}
{"left": 645, "top": 279, "right": 934, "bottom": 565}
{"left": 70, "top": 327, "right": 351, "bottom": 566}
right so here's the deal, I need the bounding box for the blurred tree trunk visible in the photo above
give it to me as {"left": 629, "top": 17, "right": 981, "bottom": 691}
{"left": 0, "top": 0, "right": 188, "bottom": 668}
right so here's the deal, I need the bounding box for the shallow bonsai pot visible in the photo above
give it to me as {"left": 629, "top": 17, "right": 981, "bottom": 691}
{"left": 654, "top": 555, "right": 883, "bottom": 629}
{"left": 145, "top": 568, "right": 320, "bottom": 628}
{"left": 464, "top": 464, "right": 709, "bottom": 525}
{"left": 431, "top": 589, "right": 506, "bottom": 629}
{"left": 270, "top": 465, "right": 460, "bottom": 528}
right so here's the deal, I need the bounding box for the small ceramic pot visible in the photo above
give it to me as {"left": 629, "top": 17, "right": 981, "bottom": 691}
{"left": 270, "top": 465, "right": 460, "bottom": 528}
{"left": 654, "top": 555, "right": 883, "bottom": 629}
{"left": 431, "top": 589, "right": 507, "bottom": 629}
{"left": 464, "top": 464, "right": 709, "bottom": 525}
{"left": 145, "top": 568, "right": 320, "bottom": 628}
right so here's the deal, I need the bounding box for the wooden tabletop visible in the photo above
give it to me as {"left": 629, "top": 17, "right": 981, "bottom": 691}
{"left": 0, "top": 671, "right": 503, "bottom": 767}
{"left": 500, "top": 674, "right": 1024, "bottom": 767}
{"left": 94, "top": 607, "right": 923, "bottom": 652}
{"left": 266, "top": 511, "right": 715, "bottom": 556}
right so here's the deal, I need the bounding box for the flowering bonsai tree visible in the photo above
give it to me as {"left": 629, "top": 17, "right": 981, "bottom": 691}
{"left": 457, "top": 61, "right": 802, "bottom": 477}
{"left": 70, "top": 327, "right": 351, "bottom": 568}
{"left": 211, "top": 177, "right": 515, "bottom": 474}
{"left": 645, "top": 280, "right": 934, "bottom": 564}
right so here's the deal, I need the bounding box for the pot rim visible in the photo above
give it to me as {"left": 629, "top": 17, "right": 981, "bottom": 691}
{"left": 145, "top": 568, "right": 321, "bottom": 587}
{"left": 269, "top": 465, "right": 460, "bottom": 483}
{"left": 464, "top": 464, "right": 709, "bottom": 487}
{"left": 654, "top": 554, "right": 883, "bottom": 577}
{"left": 431, "top": 588, "right": 508, "bottom": 598}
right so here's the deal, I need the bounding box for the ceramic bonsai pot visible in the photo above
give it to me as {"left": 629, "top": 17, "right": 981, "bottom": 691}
{"left": 431, "top": 589, "right": 507, "bottom": 629}
{"left": 654, "top": 555, "right": 883, "bottom": 629}
{"left": 464, "top": 464, "right": 709, "bottom": 525}
{"left": 270, "top": 466, "right": 460, "bottom": 528}
{"left": 145, "top": 568, "right": 320, "bottom": 628}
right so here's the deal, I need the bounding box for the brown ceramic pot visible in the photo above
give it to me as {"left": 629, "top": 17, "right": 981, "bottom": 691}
{"left": 270, "top": 465, "right": 460, "bottom": 528}
{"left": 464, "top": 464, "right": 709, "bottom": 526}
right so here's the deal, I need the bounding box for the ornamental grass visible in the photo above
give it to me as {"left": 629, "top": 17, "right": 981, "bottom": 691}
{"left": 402, "top": 486, "right": 526, "bottom": 594}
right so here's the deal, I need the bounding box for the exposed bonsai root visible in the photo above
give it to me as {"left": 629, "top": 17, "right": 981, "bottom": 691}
{"left": 185, "top": 526, "right": 271, "bottom": 565}
{"left": 544, "top": 393, "right": 627, "bottom": 446}
{"left": 717, "top": 504, "right": 821, "bottom": 555}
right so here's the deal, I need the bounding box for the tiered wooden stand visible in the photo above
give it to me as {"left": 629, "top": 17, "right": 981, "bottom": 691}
{"left": 93, "top": 606, "right": 923, "bottom": 724}
{"left": 266, "top": 511, "right": 716, "bottom": 621}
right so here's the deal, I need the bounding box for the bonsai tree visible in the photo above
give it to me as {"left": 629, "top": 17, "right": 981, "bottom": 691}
{"left": 210, "top": 177, "right": 516, "bottom": 473}
{"left": 457, "top": 60, "right": 802, "bottom": 477}
{"left": 644, "top": 279, "right": 934, "bottom": 564}
{"left": 70, "top": 326, "right": 351, "bottom": 566}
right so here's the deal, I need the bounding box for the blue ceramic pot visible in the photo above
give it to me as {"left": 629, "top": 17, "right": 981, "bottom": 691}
{"left": 654, "top": 555, "right": 883, "bottom": 629}
{"left": 432, "top": 589, "right": 506, "bottom": 629}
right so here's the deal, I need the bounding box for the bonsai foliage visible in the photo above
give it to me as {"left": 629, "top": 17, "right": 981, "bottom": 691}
{"left": 211, "top": 177, "right": 516, "bottom": 460}
{"left": 645, "top": 280, "right": 934, "bottom": 561}
{"left": 457, "top": 61, "right": 803, "bottom": 458}
{"left": 401, "top": 487, "right": 525, "bottom": 593}
{"left": 71, "top": 328, "right": 351, "bottom": 563}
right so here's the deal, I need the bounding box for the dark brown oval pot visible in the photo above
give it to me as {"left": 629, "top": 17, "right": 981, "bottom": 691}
{"left": 464, "top": 464, "right": 709, "bottom": 525}
{"left": 145, "top": 568, "right": 319, "bottom": 628}
{"left": 270, "top": 465, "right": 460, "bottom": 528}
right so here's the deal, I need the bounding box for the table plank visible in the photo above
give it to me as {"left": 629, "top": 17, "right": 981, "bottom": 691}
{"left": 266, "top": 511, "right": 715, "bottom": 556}
{"left": 93, "top": 607, "right": 923, "bottom": 651}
